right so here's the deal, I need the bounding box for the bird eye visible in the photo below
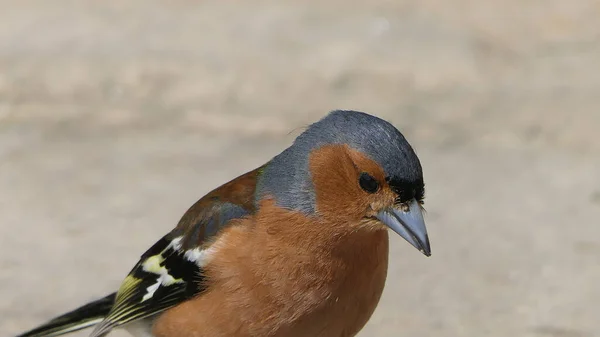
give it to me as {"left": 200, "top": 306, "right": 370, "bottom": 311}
{"left": 359, "top": 172, "right": 380, "bottom": 193}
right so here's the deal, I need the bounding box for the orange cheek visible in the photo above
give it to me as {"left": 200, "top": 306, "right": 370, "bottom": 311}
{"left": 308, "top": 144, "right": 396, "bottom": 224}
{"left": 378, "top": 186, "right": 397, "bottom": 207}
{"left": 363, "top": 191, "right": 395, "bottom": 217}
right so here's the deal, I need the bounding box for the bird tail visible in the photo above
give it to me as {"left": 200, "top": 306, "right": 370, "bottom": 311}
{"left": 16, "top": 293, "right": 116, "bottom": 337}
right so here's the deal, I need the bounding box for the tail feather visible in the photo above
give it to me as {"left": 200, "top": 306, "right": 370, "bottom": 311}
{"left": 17, "top": 293, "right": 116, "bottom": 337}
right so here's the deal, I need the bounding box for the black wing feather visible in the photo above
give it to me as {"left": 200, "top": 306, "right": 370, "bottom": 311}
{"left": 17, "top": 293, "right": 116, "bottom": 337}
{"left": 89, "top": 235, "right": 204, "bottom": 337}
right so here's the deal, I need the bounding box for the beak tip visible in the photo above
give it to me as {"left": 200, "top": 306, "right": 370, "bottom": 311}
{"left": 378, "top": 201, "right": 431, "bottom": 258}
{"left": 421, "top": 235, "right": 431, "bottom": 257}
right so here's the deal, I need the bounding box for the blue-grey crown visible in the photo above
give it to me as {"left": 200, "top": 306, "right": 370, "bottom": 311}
{"left": 256, "top": 110, "right": 423, "bottom": 214}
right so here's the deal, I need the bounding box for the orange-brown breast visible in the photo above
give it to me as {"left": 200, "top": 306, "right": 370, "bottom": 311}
{"left": 153, "top": 199, "right": 389, "bottom": 337}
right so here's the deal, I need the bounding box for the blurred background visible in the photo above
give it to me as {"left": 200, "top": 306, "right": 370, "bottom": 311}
{"left": 1, "top": 1, "right": 599, "bottom": 336}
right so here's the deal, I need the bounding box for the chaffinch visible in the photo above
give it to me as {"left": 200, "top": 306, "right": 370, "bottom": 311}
{"left": 17, "top": 110, "right": 431, "bottom": 337}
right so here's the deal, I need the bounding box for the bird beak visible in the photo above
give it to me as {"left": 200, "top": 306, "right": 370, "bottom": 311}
{"left": 376, "top": 199, "right": 431, "bottom": 256}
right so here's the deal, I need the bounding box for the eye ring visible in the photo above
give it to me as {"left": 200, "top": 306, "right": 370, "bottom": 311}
{"left": 359, "top": 172, "right": 380, "bottom": 193}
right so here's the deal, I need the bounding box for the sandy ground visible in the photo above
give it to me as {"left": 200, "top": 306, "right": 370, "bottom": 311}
{"left": 1, "top": 1, "right": 600, "bottom": 336}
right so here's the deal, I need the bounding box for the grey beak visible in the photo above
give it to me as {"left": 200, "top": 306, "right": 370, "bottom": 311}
{"left": 376, "top": 199, "right": 431, "bottom": 256}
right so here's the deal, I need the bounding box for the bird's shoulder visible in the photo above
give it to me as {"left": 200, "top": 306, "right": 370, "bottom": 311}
{"left": 89, "top": 167, "right": 263, "bottom": 337}
{"left": 174, "top": 165, "right": 260, "bottom": 249}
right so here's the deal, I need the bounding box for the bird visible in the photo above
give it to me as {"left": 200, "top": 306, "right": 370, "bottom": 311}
{"left": 16, "top": 110, "right": 431, "bottom": 337}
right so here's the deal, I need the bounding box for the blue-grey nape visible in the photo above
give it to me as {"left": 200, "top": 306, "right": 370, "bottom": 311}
{"left": 256, "top": 110, "right": 424, "bottom": 214}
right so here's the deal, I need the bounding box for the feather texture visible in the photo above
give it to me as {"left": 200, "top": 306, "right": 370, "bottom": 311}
{"left": 89, "top": 167, "right": 261, "bottom": 336}
{"left": 16, "top": 294, "right": 115, "bottom": 337}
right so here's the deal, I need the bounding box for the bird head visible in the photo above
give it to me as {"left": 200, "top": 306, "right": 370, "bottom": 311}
{"left": 257, "top": 110, "right": 430, "bottom": 256}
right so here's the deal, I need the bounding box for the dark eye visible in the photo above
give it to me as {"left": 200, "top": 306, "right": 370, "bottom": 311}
{"left": 359, "top": 172, "right": 380, "bottom": 193}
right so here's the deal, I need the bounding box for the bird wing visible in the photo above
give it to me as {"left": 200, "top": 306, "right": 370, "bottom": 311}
{"left": 90, "top": 167, "right": 262, "bottom": 337}
{"left": 16, "top": 293, "right": 116, "bottom": 337}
